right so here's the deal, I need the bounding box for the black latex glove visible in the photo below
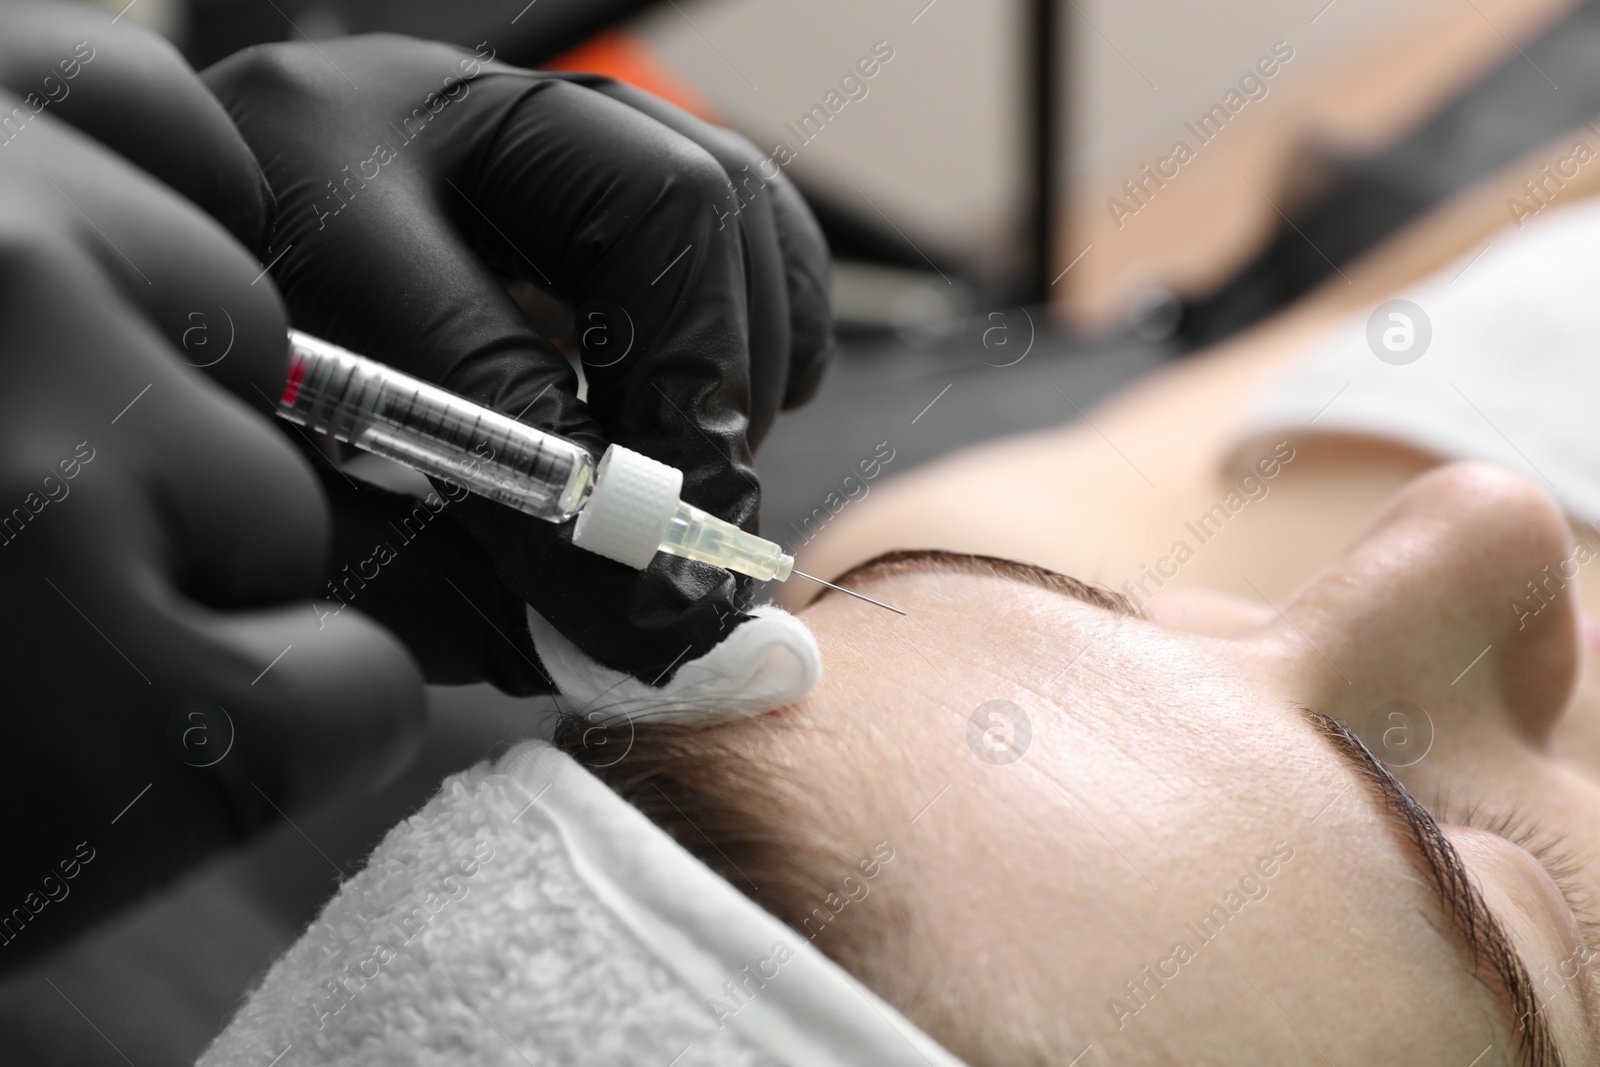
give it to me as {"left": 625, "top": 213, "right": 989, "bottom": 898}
{"left": 204, "top": 35, "right": 834, "bottom": 694}
{"left": 0, "top": 2, "right": 423, "bottom": 969}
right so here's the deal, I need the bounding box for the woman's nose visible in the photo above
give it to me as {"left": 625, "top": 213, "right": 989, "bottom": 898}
{"left": 1276, "top": 462, "right": 1581, "bottom": 745}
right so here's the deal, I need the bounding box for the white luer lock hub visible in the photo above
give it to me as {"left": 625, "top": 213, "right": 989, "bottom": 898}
{"left": 544, "top": 444, "right": 824, "bottom": 719}
{"left": 571, "top": 444, "right": 684, "bottom": 569}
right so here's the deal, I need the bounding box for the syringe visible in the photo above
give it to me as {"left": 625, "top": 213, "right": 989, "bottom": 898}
{"left": 276, "top": 330, "right": 904, "bottom": 614}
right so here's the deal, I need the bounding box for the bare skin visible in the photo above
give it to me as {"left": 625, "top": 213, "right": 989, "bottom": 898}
{"left": 749, "top": 464, "right": 1600, "bottom": 1065}
{"left": 759, "top": 149, "right": 1600, "bottom": 1060}
{"left": 782, "top": 234, "right": 1600, "bottom": 780}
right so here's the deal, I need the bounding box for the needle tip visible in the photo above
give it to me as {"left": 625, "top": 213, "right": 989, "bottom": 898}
{"left": 791, "top": 569, "right": 907, "bottom": 616}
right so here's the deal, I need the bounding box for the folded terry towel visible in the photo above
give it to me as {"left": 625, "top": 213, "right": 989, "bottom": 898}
{"left": 200, "top": 740, "right": 964, "bottom": 1067}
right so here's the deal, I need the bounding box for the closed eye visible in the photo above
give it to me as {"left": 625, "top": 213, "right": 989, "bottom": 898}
{"left": 1304, "top": 709, "right": 1565, "bottom": 1067}
{"left": 1441, "top": 796, "right": 1600, "bottom": 976}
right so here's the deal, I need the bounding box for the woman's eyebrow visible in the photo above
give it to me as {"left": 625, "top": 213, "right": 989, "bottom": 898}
{"left": 820, "top": 548, "right": 1140, "bottom": 616}
{"left": 1301, "top": 709, "right": 1561, "bottom": 1067}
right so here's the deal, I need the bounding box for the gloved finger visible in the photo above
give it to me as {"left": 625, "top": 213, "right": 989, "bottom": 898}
{"left": 150, "top": 594, "right": 425, "bottom": 813}
{"left": 201, "top": 40, "right": 608, "bottom": 460}
{"left": 463, "top": 76, "right": 759, "bottom": 525}
{"left": 455, "top": 77, "right": 768, "bottom": 679}
{"left": 2, "top": 556, "right": 422, "bottom": 968}
{"left": 555, "top": 76, "right": 787, "bottom": 444}
{"left": 0, "top": 0, "right": 271, "bottom": 248}
{"left": 8, "top": 105, "right": 289, "bottom": 416}
{"left": 764, "top": 163, "right": 834, "bottom": 409}
{"left": 0, "top": 233, "right": 423, "bottom": 966}
{"left": 12, "top": 290, "right": 426, "bottom": 785}
{"left": 568, "top": 76, "right": 834, "bottom": 419}
{"left": 315, "top": 463, "right": 554, "bottom": 695}
{"left": 0, "top": 175, "right": 315, "bottom": 610}
{"left": 0, "top": 198, "right": 390, "bottom": 648}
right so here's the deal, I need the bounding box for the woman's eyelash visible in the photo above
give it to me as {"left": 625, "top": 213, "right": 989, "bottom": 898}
{"left": 1449, "top": 799, "right": 1600, "bottom": 942}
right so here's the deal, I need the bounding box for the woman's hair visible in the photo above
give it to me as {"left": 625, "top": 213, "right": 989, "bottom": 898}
{"left": 555, "top": 710, "right": 1065, "bottom": 1064}
{"left": 552, "top": 711, "right": 903, "bottom": 985}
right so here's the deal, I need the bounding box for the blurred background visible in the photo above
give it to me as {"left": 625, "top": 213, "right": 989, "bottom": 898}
{"left": 134, "top": 0, "right": 1586, "bottom": 336}
{"left": 8, "top": 0, "right": 1598, "bottom": 1061}
{"left": 113, "top": 0, "right": 1598, "bottom": 533}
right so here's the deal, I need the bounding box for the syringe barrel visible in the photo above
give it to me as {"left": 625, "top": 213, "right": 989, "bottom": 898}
{"left": 279, "top": 331, "right": 594, "bottom": 522}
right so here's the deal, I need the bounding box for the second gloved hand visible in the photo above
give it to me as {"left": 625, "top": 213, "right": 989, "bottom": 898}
{"left": 0, "top": 2, "right": 424, "bottom": 967}
{"left": 204, "top": 34, "right": 834, "bottom": 696}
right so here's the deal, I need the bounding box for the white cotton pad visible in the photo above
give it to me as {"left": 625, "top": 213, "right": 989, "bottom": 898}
{"left": 525, "top": 602, "right": 822, "bottom": 722}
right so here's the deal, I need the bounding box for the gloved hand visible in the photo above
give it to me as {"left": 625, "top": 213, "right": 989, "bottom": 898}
{"left": 204, "top": 35, "right": 834, "bottom": 694}
{"left": 0, "top": 1, "right": 423, "bottom": 968}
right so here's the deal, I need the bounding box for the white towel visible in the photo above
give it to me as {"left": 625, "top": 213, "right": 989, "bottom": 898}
{"left": 1240, "top": 195, "right": 1600, "bottom": 523}
{"left": 199, "top": 740, "right": 963, "bottom": 1067}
